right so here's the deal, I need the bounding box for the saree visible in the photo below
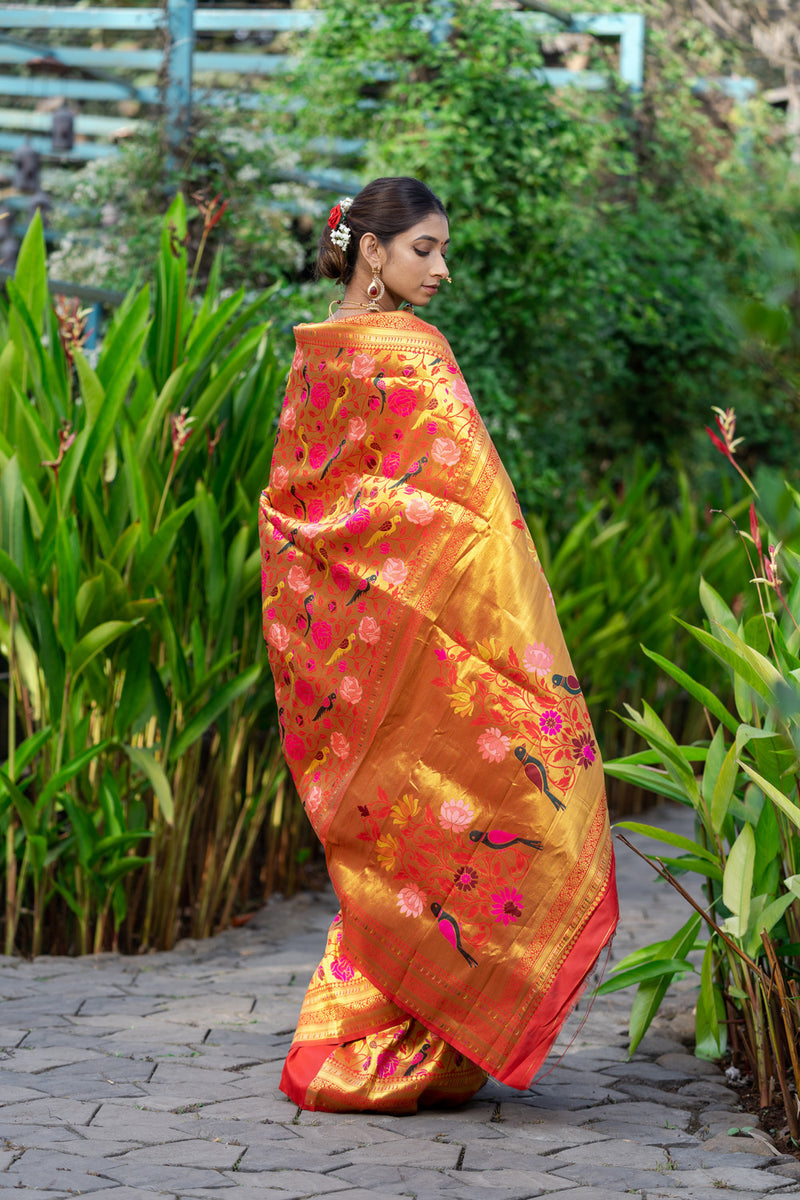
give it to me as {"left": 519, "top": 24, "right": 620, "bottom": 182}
{"left": 259, "top": 310, "right": 618, "bottom": 1112}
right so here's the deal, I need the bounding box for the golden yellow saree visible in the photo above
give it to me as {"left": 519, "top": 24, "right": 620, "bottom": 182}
{"left": 259, "top": 310, "right": 618, "bottom": 1112}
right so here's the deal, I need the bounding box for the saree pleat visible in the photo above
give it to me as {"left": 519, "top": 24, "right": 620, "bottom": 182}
{"left": 260, "top": 310, "right": 618, "bottom": 1110}
{"left": 280, "top": 915, "right": 488, "bottom": 1112}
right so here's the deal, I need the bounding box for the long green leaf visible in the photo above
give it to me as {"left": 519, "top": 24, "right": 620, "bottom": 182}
{"left": 38, "top": 738, "right": 114, "bottom": 810}
{"left": 642, "top": 646, "right": 738, "bottom": 735}
{"left": 722, "top": 824, "right": 756, "bottom": 939}
{"left": 614, "top": 820, "right": 718, "bottom": 863}
{"left": 120, "top": 744, "right": 174, "bottom": 825}
{"left": 604, "top": 762, "right": 690, "bottom": 804}
{"left": 171, "top": 664, "right": 262, "bottom": 760}
{"left": 627, "top": 913, "right": 702, "bottom": 1055}
{"left": 695, "top": 940, "right": 726, "bottom": 1060}
{"left": 68, "top": 620, "right": 139, "bottom": 681}
{"left": 595, "top": 958, "right": 695, "bottom": 995}
{"left": 739, "top": 762, "right": 800, "bottom": 834}
{"left": 711, "top": 740, "right": 739, "bottom": 836}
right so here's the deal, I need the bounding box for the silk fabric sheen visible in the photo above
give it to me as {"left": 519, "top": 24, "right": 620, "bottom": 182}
{"left": 259, "top": 310, "right": 618, "bottom": 1094}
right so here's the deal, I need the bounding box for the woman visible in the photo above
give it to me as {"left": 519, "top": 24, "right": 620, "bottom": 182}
{"left": 259, "top": 177, "right": 618, "bottom": 1114}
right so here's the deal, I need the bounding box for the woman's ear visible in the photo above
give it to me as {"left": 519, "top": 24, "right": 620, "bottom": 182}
{"left": 359, "top": 232, "right": 383, "bottom": 270}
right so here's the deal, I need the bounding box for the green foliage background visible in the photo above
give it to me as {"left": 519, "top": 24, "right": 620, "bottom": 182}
{"left": 274, "top": 0, "right": 800, "bottom": 520}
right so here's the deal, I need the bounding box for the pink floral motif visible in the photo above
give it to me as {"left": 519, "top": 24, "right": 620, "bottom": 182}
{"left": 330, "top": 955, "right": 356, "bottom": 982}
{"left": 311, "top": 621, "right": 332, "bottom": 650}
{"left": 295, "top": 679, "right": 317, "bottom": 708}
{"left": 491, "top": 886, "right": 523, "bottom": 926}
{"left": 348, "top": 416, "right": 367, "bottom": 441}
{"left": 397, "top": 882, "right": 426, "bottom": 917}
{"left": 375, "top": 1051, "right": 399, "bottom": 1078}
{"left": 571, "top": 731, "right": 597, "bottom": 769}
{"left": 280, "top": 404, "right": 296, "bottom": 430}
{"left": 383, "top": 450, "right": 401, "bottom": 477}
{"left": 382, "top": 558, "right": 408, "bottom": 586}
{"left": 431, "top": 437, "right": 460, "bottom": 467}
{"left": 288, "top": 564, "right": 312, "bottom": 593}
{"left": 306, "top": 785, "right": 323, "bottom": 813}
{"left": 332, "top": 564, "right": 350, "bottom": 592}
{"left": 351, "top": 353, "right": 376, "bottom": 379}
{"left": 524, "top": 641, "right": 553, "bottom": 677}
{"left": 540, "top": 709, "right": 563, "bottom": 738}
{"left": 452, "top": 376, "right": 474, "bottom": 407}
{"left": 387, "top": 388, "right": 417, "bottom": 417}
{"left": 291, "top": 346, "right": 303, "bottom": 371}
{"left": 309, "top": 381, "right": 331, "bottom": 409}
{"left": 346, "top": 506, "right": 370, "bottom": 533}
{"left": 308, "top": 499, "right": 324, "bottom": 523}
{"left": 267, "top": 622, "right": 289, "bottom": 652}
{"left": 309, "top": 442, "right": 328, "bottom": 469}
{"left": 283, "top": 733, "right": 305, "bottom": 761}
{"left": 271, "top": 465, "right": 289, "bottom": 489}
{"left": 340, "top": 675, "right": 363, "bottom": 704}
{"left": 358, "top": 616, "right": 381, "bottom": 645}
{"left": 405, "top": 495, "right": 435, "bottom": 526}
{"left": 477, "top": 727, "right": 510, "bottom": 763}
{"left": 344, "top": 474, "right": 361, "bottom": 498}
{"left": 439, "top": 798, "right": 474, "bottom": 833}
{"left": 331, "top": 731, "right": 350, "bottom": 759}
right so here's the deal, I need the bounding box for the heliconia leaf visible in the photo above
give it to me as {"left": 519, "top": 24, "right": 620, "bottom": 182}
{"left": 740, "top": 763, "right": 800, "bottom": 835}
{"left": 37, "top": 739, "right": 114, "bottom": 811}
{"left": 68, "top": 620, "right": 139, "bottom": 682}
{"left": 652, "top": 855, "right": 724, "bottom": 882}
{"left": 74, "top": 349, "right": 105, "bottom": 427}
{"left": 55, "top": 519, "right": 77, "bottom": 653}
{"left": 14, "top": 210, "right": 47, "bottom": 332}
{"left": 603, "top": 762, "right": 690, "bottom": 804}
{"left": 0, "top": 768, "right": 38, "bottom": 838}
{"left": 642, "top": 647, "right": 738, "bottom": 735}
{"left": 722, "top": 825, "right": 756, "bottom": 939}
{"left": 170, "top": 664, "right": 262, "bottom": 761}
{"left": 711, "top": 739, "right": 739, "bottom": 836}
{"left": 120, "top": 744, "right": 174, "bottom": 826}
{"left": 626, "top": 913, "right": 702, "bottom": 1055}
{"left": 699, "top": 576, "right": 737, "bottom": 634}
{"left": 0, "top": 546, "right": 29, "bottom": 603}
{"left": 695, "top": 940, "right": 726, "bottom": 1060}
{"left": 614, "top": 820, "right": 718, "bottom": 863}
{"left": 132, "top": 497, "right": 198, "bottom": 591}
{"left": 744, "top": 892, "right": 797, "bottom": 959}
{"left": 595, "top": 958, "right": 695, "bottom": 995}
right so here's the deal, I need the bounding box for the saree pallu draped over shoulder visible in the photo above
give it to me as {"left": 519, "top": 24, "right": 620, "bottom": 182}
{"left": 259, "top": 310, "right": 618, "bottom": 1112}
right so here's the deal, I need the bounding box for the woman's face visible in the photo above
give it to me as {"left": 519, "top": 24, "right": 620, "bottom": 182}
{"left": 378, "top": 212, "right": 450, "bottom": 309}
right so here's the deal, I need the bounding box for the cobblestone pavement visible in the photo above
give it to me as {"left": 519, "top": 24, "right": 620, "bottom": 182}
{"left": 2, "top": 802, "right": 799, "bottom": 1200}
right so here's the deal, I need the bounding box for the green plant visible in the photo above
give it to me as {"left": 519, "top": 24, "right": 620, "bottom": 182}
{"left": 45, "top": 112, "right": 311, "bottom": 297}
{"left": 275, "top": 0, "right": 800, "bottom": 521}
{"left": 598, "top": 427, "right": 800, "bottom": 1138}
{"left": 0, "top": 201, "right": 310, "bottom": 956}
{"left": 529, "top": 457, "right": 747, "bottom": 809}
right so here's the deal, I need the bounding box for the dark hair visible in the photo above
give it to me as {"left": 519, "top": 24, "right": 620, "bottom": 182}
{"left": 316, "top": 176, "right": 447, "bottom": 285}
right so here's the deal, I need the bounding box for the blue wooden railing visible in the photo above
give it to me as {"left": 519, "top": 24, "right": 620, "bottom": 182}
{"left": 0, "top": 3, "right": 647, "bottom": 167}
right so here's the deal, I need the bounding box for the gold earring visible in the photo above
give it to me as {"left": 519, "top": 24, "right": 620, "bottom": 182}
{"left": 366, "top": 264, "right": 385, "bottom": 310}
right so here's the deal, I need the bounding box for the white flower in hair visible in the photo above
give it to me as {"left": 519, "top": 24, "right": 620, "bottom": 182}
{"left": 331, "top": 223, "right": 351, "bottom": 250}
{"left": 328, "top": 196, "right": 355, "bottom": 252}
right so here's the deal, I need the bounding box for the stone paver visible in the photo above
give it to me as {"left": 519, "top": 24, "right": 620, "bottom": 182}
{"left": 0, "top": 802, "right": 796, "bottom": 1197}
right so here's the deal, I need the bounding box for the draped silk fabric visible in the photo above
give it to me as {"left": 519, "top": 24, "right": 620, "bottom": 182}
{"left": 259, "top": 310, "right": 618, "bottom": 1105}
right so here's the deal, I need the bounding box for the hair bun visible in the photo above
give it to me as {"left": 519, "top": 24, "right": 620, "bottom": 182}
{"left": 314, "top": 177, "right": 447, "bottom": 287}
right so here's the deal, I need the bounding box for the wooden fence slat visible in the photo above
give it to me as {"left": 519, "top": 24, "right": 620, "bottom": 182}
{"left": 0, "top": 76, "right": 159, "bottom": 101}
{"left": 0, "top": 132, "right": 115, "bottom": 157}
{"left": 0, "top": 5, "right": 317, "bottom": 31}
